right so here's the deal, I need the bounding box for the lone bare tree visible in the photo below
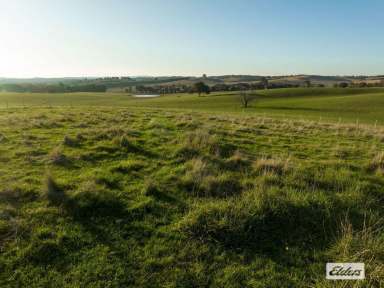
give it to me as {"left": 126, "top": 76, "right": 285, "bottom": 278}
{"left": 240, "top": 91, "right": 257, "bottom": 108}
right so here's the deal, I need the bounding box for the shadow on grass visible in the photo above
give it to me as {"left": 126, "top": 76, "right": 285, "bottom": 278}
{"left": 260, "top": 106, "right": 332, "bottom": 112}
{"left": 178, "top": 195, "right": 369, "bottom": 265}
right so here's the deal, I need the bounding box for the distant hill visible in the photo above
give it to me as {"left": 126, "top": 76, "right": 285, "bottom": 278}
{"left": 1, "top": 75, "right": 384, "bottom": 92}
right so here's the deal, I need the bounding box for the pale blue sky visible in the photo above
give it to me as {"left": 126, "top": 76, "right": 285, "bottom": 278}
{"left": 0, "top": 0, "right": 383, "bottom": 77}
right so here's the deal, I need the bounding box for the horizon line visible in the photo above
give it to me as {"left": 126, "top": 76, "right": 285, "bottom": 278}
{"left": 1, "top": 73, "right": 384, "bottom": 80}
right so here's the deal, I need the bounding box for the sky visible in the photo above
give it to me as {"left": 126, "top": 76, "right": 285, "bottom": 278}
{"left": 0, "top": 0, "right": 383, "bottom": 77}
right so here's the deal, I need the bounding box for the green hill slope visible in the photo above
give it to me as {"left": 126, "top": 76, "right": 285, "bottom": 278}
{"left": 1, "top": 87, "right": 384, "bottom": 124}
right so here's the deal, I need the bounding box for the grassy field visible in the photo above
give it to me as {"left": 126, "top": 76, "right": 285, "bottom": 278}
{"left": 0, "top": 104, "right": 383, "bottom": 287}
{"left": 0, "top": 88, "right": 384, "bottom": 287}
{"left": 1, "top": 87, "right": 384, "bottom": 124}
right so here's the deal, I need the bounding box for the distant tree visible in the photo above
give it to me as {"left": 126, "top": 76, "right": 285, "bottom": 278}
{"left": 260, "top": 77, "right": 269, "bottom": 89}
{"left": 194, "top": 81, "right": 210, "bottom": 96}
{"left": 304, "top": 80, "right": 311, "bottom": 88}
{"left": 338, "top": 82, "right": 349, "bottom": 88}
{"left": 240, "top": 90, "right": 257, "bottom": 108}
{"left": 202, "top": 74, "right": 207, "bottom": 79}
{"left": 359, "top": 82, "right": 367, "bottom": 87}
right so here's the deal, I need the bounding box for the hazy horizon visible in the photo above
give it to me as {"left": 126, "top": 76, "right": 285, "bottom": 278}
{"left": 1, "top": 0, "right": 383, "bottom": 78}
{"left": 1, "top": 73, "right": 384, "bottom": 80}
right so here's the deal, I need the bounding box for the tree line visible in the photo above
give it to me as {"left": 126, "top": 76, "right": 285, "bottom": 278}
{"left": 131, "top": 78, "right": 302, "bottom": 95}
{"left": 0, "top": 83, "right": 107, "bottom": 93}
{"left": 334, "top": 81, "right": 384, "bottom": 88}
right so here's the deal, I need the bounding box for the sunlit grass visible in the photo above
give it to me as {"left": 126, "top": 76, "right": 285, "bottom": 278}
{"left": 0, "top": 106, "right": 383, "bottom": 286}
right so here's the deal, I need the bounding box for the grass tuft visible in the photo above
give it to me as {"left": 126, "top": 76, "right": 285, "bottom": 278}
{"left": 368, "top": 152, "right": 384, "bottom": 174}
{"left": 142, "top": 180, "right": 162, "bottom": 198}
{"left": 325, "top": 217, "right": 384, "bottom": 286}
{"left": 62, "top": 135, "right": 78, "bottom": 147}
{"left": 48, "top": 147, "right": 69, "bottom": 165}
{"left": 253, "top": 157, "right": 290, "bottom": 175}
{"left": 0, "top": 133, "right": 8, "bottom": 143}
{"left": 182, "top": 158, "right": 241, "bottom": 197}
{"left": 70, "top": 180, "right": 125, "bottom": 218}
{"left": 225, "top": 150, "right": 249, "bottom": 170}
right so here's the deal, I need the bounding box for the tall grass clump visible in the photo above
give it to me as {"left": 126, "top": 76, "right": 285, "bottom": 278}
{"left": 141, "top": 180, "right": 162, "bottom": 198}
{"left": 70, "top": 180, "right": 125, "bottom": 218}
{"left": 48, "top": 147, "right": 69, "bottom": 165}
{"left": 177, "top": 129, "right": 233, "bottom": 159}
{"left": 253, "top": 157, "right": 290, "bottom": 175}
{"left": 0, "top": 133, "right": 8, "bottom": 143}
{"left": 181, "top": 158, "right": 241, "bottom": 197}
{"left": 178, "top": 187, "right": 335, "bottom": 252}
{"left": 225, "top": 150, "right": 249, "bottom": 170}
{"left": 62, "top": 135, "right": 78, "bottom": 147}
{"left": 323, "top": 218, "right": 384, "bottom": 286}
{"left": 112, "top": 135, "right": 140, "bottom": 152}
{"left": 176, "top": 130, "right": 214, "bottom": 159}
{"left": 368, "top": 152, "right": 384, "bottom": 174}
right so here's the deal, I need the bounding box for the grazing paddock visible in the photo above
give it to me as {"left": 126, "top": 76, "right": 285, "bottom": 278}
{"left": 0, "top": 106, "right": 383, "bottom": 287}
{"left": 1, "top": 87, "right": 384, "bottom": 124}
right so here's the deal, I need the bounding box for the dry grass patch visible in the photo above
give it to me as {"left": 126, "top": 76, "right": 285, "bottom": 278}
{"left": 182, "top": 158, "right": 241, "bottom": 197}
{"left": 182, "top": 158, "right": 210, "bottom": 189}
{"left": 184, "top": 129, "right": 218, "bottom": 151}
{"left": 253, "top": 157, "right": 290, "bottom": 175}
{"left": 325, "top": 218, "right": 384, "bottom": 287}
{"left": 226, "top": 150, "right": 249, "bottom": 170}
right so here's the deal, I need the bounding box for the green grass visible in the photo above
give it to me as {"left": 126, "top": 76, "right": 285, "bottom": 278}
{"left": 0, "top": 106, "right": 383, "bottom": 287}
{"left": 1, "top": 87, "right": 384, "bottom": 124}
